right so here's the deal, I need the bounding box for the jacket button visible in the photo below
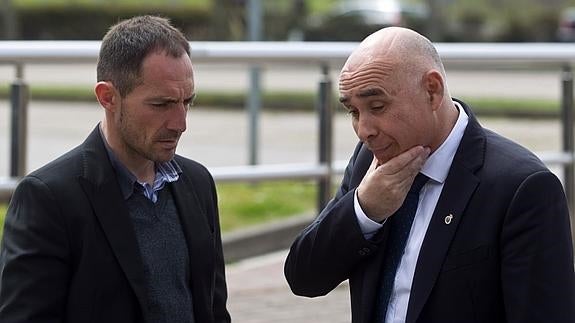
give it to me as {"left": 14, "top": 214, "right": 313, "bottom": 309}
{"left": 358, "top": 247, "right": 371, "bottom": 256}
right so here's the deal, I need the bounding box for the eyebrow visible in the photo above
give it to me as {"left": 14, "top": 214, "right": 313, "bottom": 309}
{"left": 148, "top": 93, "right": 196, "bottom": 103}
{"left": 359, "top": 88, "right": 385, "bottom": 98}
{"left": 339, "top": 87, "right": 386, "bottom": 104}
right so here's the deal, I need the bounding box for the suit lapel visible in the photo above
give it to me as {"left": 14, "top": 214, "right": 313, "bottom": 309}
{"left": 405, "top": 162, "right": 479, "bottom": 323}
{"left": 406, "top": 102, "right": 485, "bottom": 323}
{"left": 350, "top": 143, "right": 373, "bottom": 188}
{"left": 77, "top": 126, "right": 150, "bottom": 316}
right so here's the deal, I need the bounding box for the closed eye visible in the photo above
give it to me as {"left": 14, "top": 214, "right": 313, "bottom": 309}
{"left": 183, "top": 98, "right": 194, "bottom": 110}
{"left": 346, "top": 108, "right": 359, "bottom": 118}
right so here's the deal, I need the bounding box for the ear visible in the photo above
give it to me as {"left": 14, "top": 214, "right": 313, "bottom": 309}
{"left": 94, "top": 81, "right": 119, "bottom": 112}
{"left": 423, "top": 70, "right": 444, "bottom": 110}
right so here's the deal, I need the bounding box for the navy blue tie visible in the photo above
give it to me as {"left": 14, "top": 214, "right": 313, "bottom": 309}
{"left": 373, "top": 173, "right": 429, "bottom": 323}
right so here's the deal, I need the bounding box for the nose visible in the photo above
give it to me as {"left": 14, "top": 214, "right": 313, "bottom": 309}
{"left": 166, "top": 103, "right": 187, "bottom": 133}
{"left": 355, "top": 114, "right": 377, "bottom": 142}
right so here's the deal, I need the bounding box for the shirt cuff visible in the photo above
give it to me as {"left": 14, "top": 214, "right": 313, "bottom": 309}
{"left": 354, "top": 188, "right": 383, "bottom": 239}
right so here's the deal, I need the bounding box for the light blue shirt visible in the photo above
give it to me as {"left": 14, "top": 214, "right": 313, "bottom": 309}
{"left": 354, "top": 101, "right": 469, "bottom": 323}
{"left": 132, "top": 161, "right": 181, "bottom": 203}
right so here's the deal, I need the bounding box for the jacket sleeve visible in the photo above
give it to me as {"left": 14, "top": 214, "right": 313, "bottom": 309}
{"left": 284, "top": 143, "right": 382, "bottom": 297}
{"left": 0, "top": 176, "right": 70, "bottom": 323}
{"left": 501, "top": 170, "right": 575, "bottom": 322}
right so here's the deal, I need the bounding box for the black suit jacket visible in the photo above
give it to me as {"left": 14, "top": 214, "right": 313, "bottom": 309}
{"left": 285, "top": 100, "right": 575, "bottom": 323}
{"left": 0, "top": 126, "right": 231, "bottom": 323}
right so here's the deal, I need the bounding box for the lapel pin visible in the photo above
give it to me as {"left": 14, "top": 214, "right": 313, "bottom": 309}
{"left": 445, "top": 214, "right": 453, "bottom": 225}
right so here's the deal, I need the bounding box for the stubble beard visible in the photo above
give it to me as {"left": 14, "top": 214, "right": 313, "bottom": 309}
{"left": 118, "top": 105, "right": 164, "bottom": 164}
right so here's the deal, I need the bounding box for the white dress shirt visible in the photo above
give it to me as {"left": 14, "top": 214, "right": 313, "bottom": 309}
{"left": 354, "top": 101, "right": 469, "bottom": 323}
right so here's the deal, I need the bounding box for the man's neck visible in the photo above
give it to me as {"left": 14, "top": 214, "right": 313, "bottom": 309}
{"left": 100, "top": 122, "right": 156, "bottom": 185}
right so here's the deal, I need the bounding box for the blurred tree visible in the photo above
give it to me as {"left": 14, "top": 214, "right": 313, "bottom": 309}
{"left": 212, "top": 0, "right": 246, "bottom": 40}
{"left": 211, "top": 0, "right": 228, "bottom": 39}
{"left": 287, "top": 0, "right": 307, "bottom": 40}
{"left": 1, "top": 0, "right": 18, "bottom": 39}
{"left": 426, "top": 0, "right": 444, "bottom": 41}
{"left": 441, "top": 0, "right": 566, "bottom": 42}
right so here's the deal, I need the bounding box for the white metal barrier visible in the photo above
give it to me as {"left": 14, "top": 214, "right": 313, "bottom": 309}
{"left": 3, "top": 41, "right": 575, "bottom": 64}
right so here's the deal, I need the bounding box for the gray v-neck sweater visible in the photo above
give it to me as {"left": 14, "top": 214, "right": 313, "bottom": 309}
{"left": 126, "top": 187, "right": 195, "bottom": 323}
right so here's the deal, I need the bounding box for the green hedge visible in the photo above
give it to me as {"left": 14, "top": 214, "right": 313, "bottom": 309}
{"left": 16, "top": 5, "right": 213, "bottom": 40}
{"left": 6, "top": 1, "right": 570, "bottom": 42}
{"left": 10, "top": 4, "right": 300, "bottom": 41}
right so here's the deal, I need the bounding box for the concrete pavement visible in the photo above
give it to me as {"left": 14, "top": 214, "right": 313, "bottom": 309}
{"left": 226, "top": 250, "right": 351, "bottom": 323}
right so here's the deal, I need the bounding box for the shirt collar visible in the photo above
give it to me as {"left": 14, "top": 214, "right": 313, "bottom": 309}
{"left": 99, "top": 125, "right": 182, "bottom": 200}
{"left": 420, "top": 101, "right": 469, "bottom": 184}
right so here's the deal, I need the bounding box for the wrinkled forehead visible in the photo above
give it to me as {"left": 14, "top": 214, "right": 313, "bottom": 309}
{"left": 338, "top": 58, "right": 397, "bottom": 93}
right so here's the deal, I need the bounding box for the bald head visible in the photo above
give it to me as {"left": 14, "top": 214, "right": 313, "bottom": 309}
{"left": 338, "top": 27, "right": 457, "bottom": 159}
{"left": 341, "top": 27, "right": 445, "bottom": 84}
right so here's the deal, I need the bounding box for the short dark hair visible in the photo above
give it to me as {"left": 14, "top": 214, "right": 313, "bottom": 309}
{"left": 96, "top": 15, "right": 191, "bottom": 96}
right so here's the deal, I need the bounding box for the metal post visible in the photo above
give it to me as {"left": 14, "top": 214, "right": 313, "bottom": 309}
{"left": 317, "top": 64, "right": 333, "bottom": 212}
{"left": 10, "top": 64, "right": 28, "bottom": 177}
{"left": 247, "top": 0, "right": 262, "bottom": 165}
{"left": 247, "top": 67, "right": 261, "bottom": 166}
{"left": 561, "top": 65, "right": 575, "bottom": 244}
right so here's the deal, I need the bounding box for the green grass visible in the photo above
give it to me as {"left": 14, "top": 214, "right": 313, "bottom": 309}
{"left": 0, "top": 85, "right": 318, "bottom": 111}
{"left": 0, "top": 204, "right": 5, "bottom": 237}
{"left": 463, "top": 97, "right": 560, "bottom": 118}
{"left": 0, "top": 180, "right": 316, "bottom": 237}
{"left": 217, "top": 181, "right": 316, "bottom": 232}
{"left": 0, "top": 84, "right": 562, "bottom": 117}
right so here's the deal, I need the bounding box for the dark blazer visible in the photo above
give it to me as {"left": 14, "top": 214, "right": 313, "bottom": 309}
{"left": 0, "top": 126, "right": 231, "bottom": 323}
{"left": 285, "top": 100, "right": 575, "bottom": 323}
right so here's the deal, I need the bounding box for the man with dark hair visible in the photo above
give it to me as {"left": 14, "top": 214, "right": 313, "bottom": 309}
{"left": 0, "top": 15, "right": 231, "bottom": 323}
{"left": 285, "top": 27, "right": 575, "bottom": 322}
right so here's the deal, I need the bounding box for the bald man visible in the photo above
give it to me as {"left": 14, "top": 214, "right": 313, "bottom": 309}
{"left": 284, "top": 27, "right": 575, "bottom": 323}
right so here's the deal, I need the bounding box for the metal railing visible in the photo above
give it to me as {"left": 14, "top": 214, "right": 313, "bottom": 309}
{"left": 2, "top": 41, "right": 575, "bottom": 217}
